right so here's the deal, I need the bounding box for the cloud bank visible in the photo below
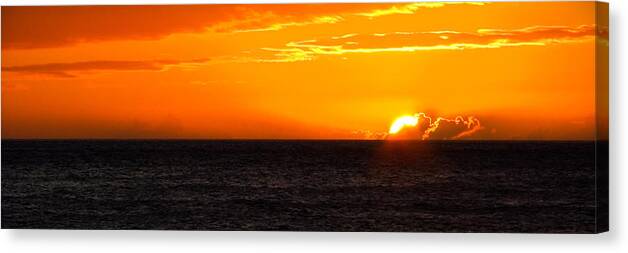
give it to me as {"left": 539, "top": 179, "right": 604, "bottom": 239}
{"left": 2, "top": 3, "right": 482, "bottom": 49}
{"left": 356, "top": 113, "right": 484, "bottom": 140}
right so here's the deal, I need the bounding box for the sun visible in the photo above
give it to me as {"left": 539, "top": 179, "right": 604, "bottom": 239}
{"left": 389, "top": 115, "right": 419, "bottom": 134}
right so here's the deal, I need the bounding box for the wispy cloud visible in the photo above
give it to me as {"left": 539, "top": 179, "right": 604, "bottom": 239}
{"left": 2, "top": 58, "right": 210, "bottom": 78}
{"left": 229, "top": 15, "right": 345, "bottom": 33}
{"left": 6, "top": 24, "right": 603, "bottom": 74}
{"left": 355, "top": 2, "right": 485, "bottom": 18}
{"left": 4, "top": 3, "right": 476, "bottom": 49}
{"left": 231, "top": 2, "right": 486, "bottom": 33}
{"left": 252, "top": 25, "right": 602, "bottom": 62}
{"left": 4, "top": 24, "right": 605, "bottom": 74}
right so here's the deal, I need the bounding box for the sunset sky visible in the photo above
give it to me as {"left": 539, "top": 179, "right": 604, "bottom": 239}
{"left": 1, "top": 2, "right": 608, "bottom": 140}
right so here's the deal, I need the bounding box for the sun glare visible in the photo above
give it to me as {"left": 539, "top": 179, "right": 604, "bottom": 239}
{"left": 388, "top": 115, "right": 419, "bottom": 134}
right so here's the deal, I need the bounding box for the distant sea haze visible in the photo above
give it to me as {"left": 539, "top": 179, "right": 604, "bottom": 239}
{"left": 1, "top": 140, "right": 605, "bottom": 232}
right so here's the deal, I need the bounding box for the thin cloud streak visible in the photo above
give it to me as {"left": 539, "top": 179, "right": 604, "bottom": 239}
{"left": 3, "top": 3, "right": 481, "bottom": 49}
{"left": 232, "top": 2, "right": 486, "bottom": 33}
{"left": 4, "top": 24, "right": 604, "bottom": 74}
{"left": 355, "top": 2, "right": 485, "bottom": 18}
{"left": 254, "top": 25, "right": 602, "bottom": 62}
{"left": 231, "top": 15, "right": 345, "bottom": 33}
{"left": 2, "top": 58, "right": 211, "bottom": 78}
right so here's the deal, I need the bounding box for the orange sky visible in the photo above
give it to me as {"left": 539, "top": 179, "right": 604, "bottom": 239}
{"left": 1, "top": 2, "right": 609, "bottom": 140}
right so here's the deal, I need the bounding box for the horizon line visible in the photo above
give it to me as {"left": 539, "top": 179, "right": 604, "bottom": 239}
{"left": 0, "top": 138, "right": 603, "bottom": 142}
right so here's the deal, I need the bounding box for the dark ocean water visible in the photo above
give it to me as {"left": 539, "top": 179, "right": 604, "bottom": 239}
{"left": 1, "top": 140, "right": 600, "bottom": 232}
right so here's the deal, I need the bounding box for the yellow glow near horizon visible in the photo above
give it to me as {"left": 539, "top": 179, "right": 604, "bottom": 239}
{"left": 0, "top": 2, "right": 606, "bottom": 140}
{"left": 389, "top": 115, "right": 419, "bottom": 134}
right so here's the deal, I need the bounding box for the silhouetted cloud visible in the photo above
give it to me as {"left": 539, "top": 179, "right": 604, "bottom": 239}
{"left": 354, "top": 112, "right": 484, "bottom": 140}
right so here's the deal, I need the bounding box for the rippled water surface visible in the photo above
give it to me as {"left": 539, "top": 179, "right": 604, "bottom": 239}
{"left": 1, "top": 140, "right": 599, "bottom": 232}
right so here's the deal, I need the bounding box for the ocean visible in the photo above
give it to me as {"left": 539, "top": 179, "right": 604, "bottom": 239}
{"left": 1, "top": 140, "right": 602, "bottom": 232}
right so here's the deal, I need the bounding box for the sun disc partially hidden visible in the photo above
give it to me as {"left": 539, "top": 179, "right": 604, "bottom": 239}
{"left": 389, "top": 115, "right": 419, "bottom": 134}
